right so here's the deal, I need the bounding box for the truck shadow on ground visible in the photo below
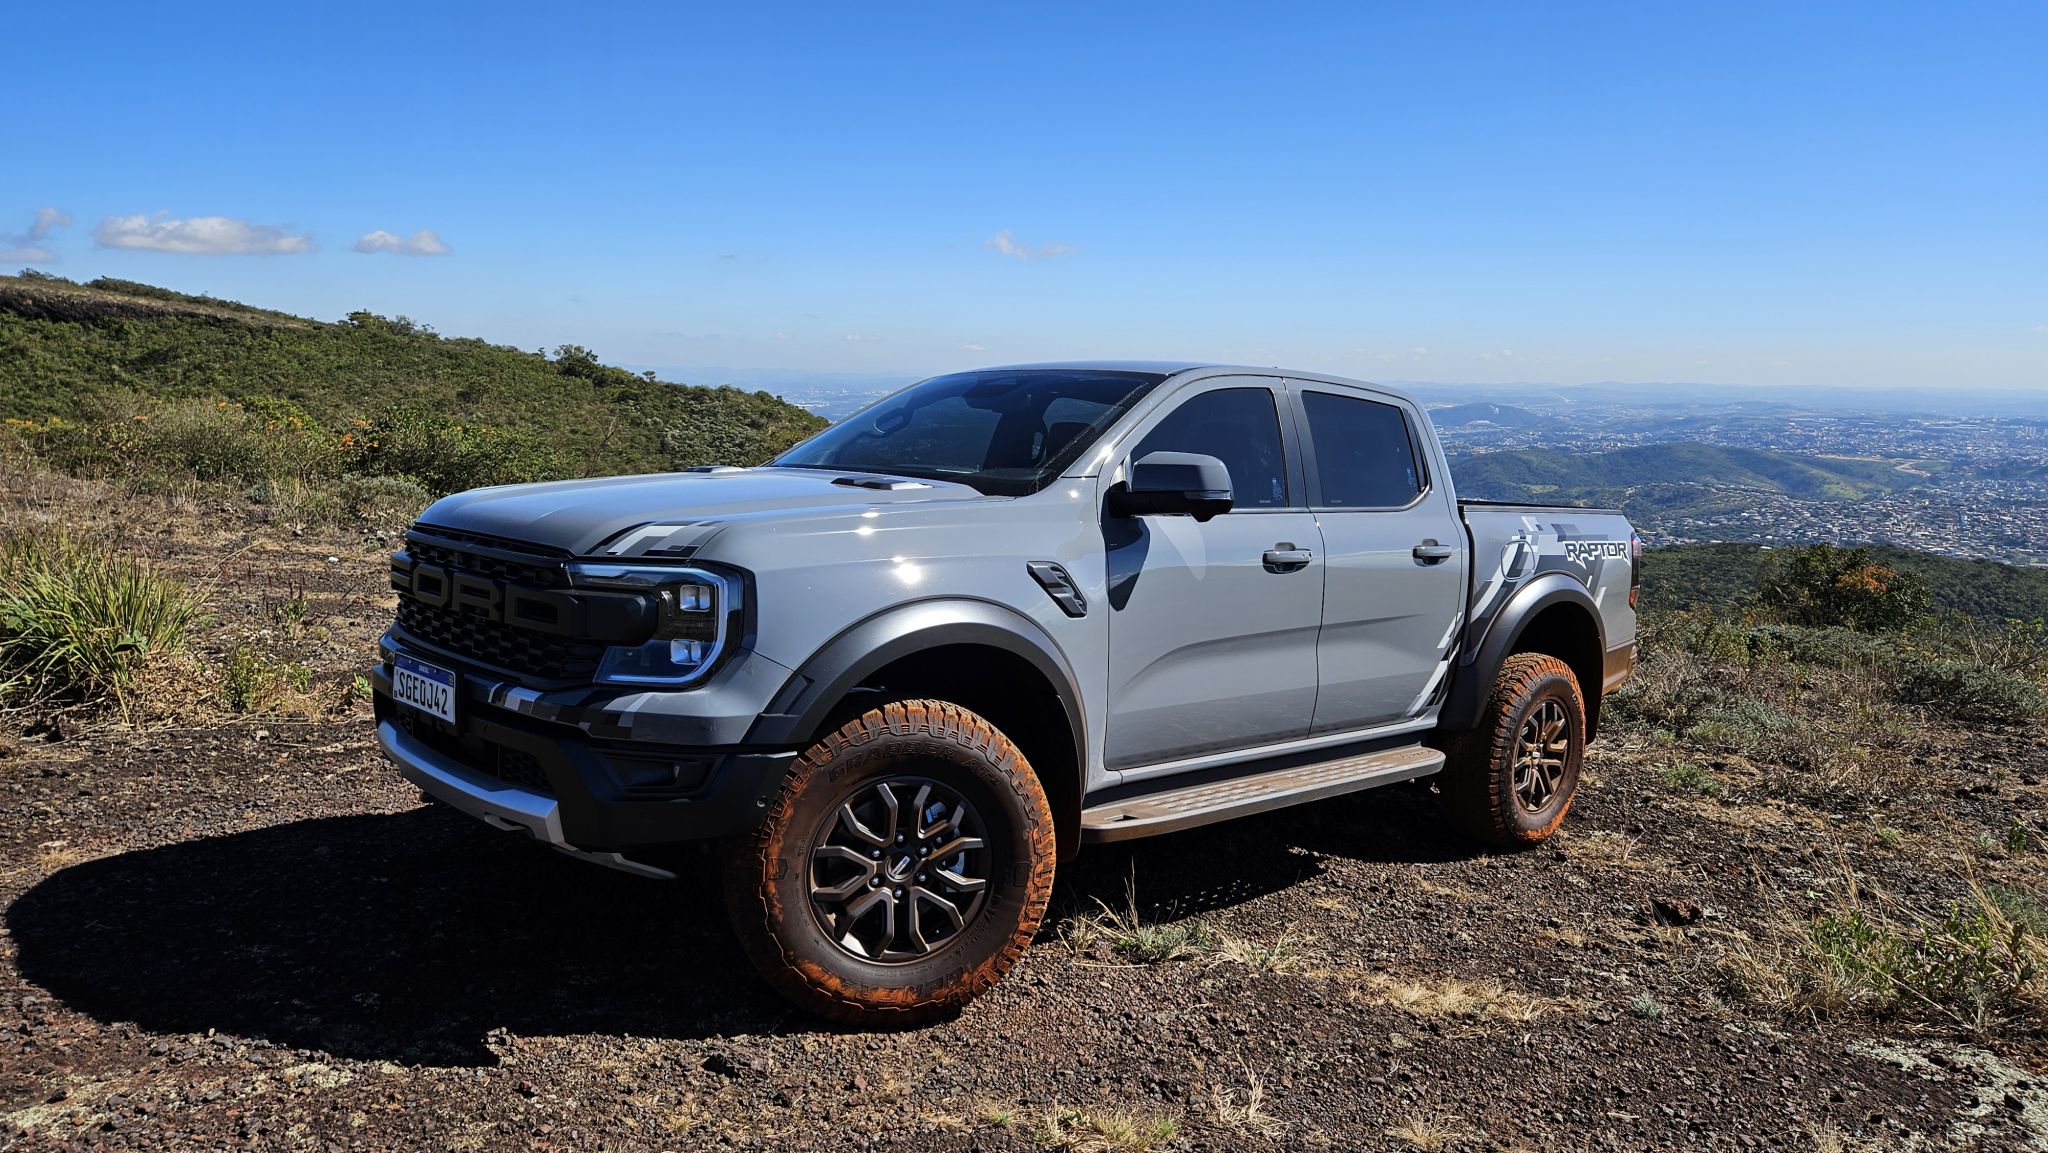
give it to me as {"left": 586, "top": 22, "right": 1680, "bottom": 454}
{"left": 8, "top": 781, "right": 1471, "bottom": 1066}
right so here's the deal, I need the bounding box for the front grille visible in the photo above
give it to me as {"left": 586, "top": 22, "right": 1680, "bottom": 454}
{"left": 394, "top": 710, "right": 556, "bottom": 797}
{"left": 405, "top": 534, "right": 567, "bottom": 589}
{"left": 396, "top": 598, "right": 607, "bottom": 681}
{"left": 396, "top": 529, "right": 604, "bottom": 682}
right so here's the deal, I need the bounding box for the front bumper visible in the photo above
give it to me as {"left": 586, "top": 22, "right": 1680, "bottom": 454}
{"left": 369, "top": 660, "right": 797, "bottom": 864}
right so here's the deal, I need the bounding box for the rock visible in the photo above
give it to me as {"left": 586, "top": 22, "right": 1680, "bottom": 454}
{"left": 1652, "top": 897, "right": 1702, "bottom": 926}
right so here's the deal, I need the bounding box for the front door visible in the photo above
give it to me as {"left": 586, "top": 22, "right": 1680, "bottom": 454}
{"left": 1101, "top": 378, "right": 1323, "bottom": 772}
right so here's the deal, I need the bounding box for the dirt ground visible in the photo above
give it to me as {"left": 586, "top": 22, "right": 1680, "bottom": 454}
{"left": 2, "top": 478, "right": 2045, "bottom": 1152}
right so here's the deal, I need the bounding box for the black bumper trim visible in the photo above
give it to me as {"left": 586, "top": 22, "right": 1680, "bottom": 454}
{"left": 371, "top": 664, "right": 794, "bottom": 849}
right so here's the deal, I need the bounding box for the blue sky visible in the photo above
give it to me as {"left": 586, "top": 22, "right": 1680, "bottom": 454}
{"left": 5, "top": 2, "right": 2044, "bottom": 390}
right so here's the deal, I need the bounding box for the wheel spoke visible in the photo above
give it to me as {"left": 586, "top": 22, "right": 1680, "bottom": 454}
{"left": 927, "top": 835, "right": 983, "bottom": 861}
{"left": 840, "top": 885, "right": 895, "bottom": 956}
{"left": 837, "top": 801, "right": 888, "bottom": 848}
{"left": 911, "top": 888, "right": 965, "bottom": 953}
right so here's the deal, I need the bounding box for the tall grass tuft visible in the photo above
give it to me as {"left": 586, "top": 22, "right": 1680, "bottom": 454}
{"left": 0, "top": 534, "right": 205, "bottom": 709}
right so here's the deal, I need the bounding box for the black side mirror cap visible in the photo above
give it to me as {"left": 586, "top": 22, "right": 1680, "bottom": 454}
{"left": 1107, "top": 451, "right": 1234, "bottom": 522}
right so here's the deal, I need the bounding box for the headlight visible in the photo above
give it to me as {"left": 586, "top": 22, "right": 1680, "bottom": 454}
{"left": 566, "top": 563, "right": 737, "bottom": 686}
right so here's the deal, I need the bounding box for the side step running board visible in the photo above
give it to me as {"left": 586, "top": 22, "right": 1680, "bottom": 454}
{"left": 1080, "top": 744, "right": 1445, "bottom": 843}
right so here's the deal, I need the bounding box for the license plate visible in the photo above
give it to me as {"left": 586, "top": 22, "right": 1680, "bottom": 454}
{"left": 391, "top": 654, "right": 458, "bottom": 724}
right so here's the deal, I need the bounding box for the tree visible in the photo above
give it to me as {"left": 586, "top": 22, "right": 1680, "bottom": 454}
{"left": 1758, "top": 543, "right": 1931, "bottom": 632}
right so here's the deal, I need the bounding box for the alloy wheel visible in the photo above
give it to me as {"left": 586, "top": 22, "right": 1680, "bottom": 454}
{"left": 807, "top": 776, "right": 991, "bottom": 963}
{"left": 1512, "top": 698, "right": 1571, "bottom": 813}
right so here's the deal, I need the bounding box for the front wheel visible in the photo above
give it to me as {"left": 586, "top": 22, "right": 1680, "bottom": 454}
{"left": 1439, "top": 653, "right": 1586, "bottom": 848}
{"left": 721, "top": 699, "right": 1056, "bottom": 1026}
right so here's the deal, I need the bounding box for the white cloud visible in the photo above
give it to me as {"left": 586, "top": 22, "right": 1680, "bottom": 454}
{"left": 94, "top": 212, "right": 315, "bottom": 254}
{"left": 986, "top": 229, "right": 1076, "bottom": 261}
{"left": 773, "top": 331, "right": 793, "bottom": 342}
{"left": 353, "top": 228, "right": 451, "bottom": 256}
{"left": 961, "top": 342, "right": 986, "bottom": 352}
{"left": 844, "top": 333, "right": 880, "bottom": 342}
{"left": 1, "top": 206, "right": 73, "bottom": 263}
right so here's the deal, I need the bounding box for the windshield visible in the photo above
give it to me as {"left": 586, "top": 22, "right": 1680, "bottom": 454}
{"left": 773, "top": 368, "right": 1168, "bottom": 496}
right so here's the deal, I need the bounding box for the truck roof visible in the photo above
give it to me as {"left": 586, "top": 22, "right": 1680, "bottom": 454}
{"left": 980, "top": 361, "right": 1412, "bottom": 401}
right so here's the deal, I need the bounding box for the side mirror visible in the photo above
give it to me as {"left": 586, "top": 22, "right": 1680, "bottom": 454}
{"left": 1107, "top": 451, "right": 1233, "bottom": 523}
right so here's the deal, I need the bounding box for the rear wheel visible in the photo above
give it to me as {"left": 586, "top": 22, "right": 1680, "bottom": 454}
{"left": 1440, "top": 653, "right": 1586, "bottom": 848}
{"left": 721, "top": 699, "right": 1056, "bottom": 1026}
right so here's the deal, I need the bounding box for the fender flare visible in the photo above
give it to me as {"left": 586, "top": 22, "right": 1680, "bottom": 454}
{"left": 744, "top": 598, "right": 1088, "bottom": 781}
{"left": 1440, "top": 573, "right": 1607, "bottom": 735}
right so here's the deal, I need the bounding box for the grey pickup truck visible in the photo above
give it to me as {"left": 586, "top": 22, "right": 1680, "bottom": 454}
{"left": 372, "top": 362, "right": 1638, "bottom": 1024}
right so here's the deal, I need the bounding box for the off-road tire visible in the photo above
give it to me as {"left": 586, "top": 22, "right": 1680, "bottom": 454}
{"left": 721, "top": 699, "right": 1057, "bottom": 1027}
{"left": 1439, "top": 653, "right": 1586, "bottom": 849}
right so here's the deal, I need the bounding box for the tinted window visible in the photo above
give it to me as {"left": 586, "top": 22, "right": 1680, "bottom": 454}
{"left": 775, "top": 369, "right": 1165, "bottom": 496}
{"left": 1301, "top": 391, "right": 1423, "bottom": 508}
{"left": 1133, "top": 387, "right": 1290, "bottom": 508}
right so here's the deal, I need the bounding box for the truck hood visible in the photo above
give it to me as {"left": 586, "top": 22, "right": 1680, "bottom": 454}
{"left": 413, "top": 468, "right": 992, "bottom": 557}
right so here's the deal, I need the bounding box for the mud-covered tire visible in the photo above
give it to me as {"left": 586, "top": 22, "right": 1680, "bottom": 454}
{"left": 1439, "top": 653, "right": 1586, "bottom": 849}
{"left": 720, "top": 699, "right": 1056, "bottom": 1027}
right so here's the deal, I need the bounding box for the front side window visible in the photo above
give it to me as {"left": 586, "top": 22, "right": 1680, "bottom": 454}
{"left": 774, "top": 369, "right": 1166, "bottom": 496}
{"left": 1132, "top": 387, "right": 1290, "bottom": 509}
{"left": 1301, "top": 391, "right": 1424, "bottom": 508}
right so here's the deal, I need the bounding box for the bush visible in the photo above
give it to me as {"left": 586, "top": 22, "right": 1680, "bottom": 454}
{"left": 1798, "top": 894, "right": 2043, "bottom": 1030}
{"left": 1726, "top": 883, "right": 2048, "bottom": 1034}
{"left": 345, "top": 403, "right": 570, "bottom": 494}
{"left": 17, "top": 398, "right": 344, "bottom": 488}
{"left": 1896, "top": 657, "right": 2047, "bottom": 725}
{"left": 0, "top": 535, "right": 205, "bottom": 708}
{"left": 1742, "top": 624, "right": 1895, "bottom": 670}
{"left": 335, "top": 472, "right": 433, "bottom": 523}
{"left": 1758, "top": 544, "right": 1930, "bottom": 632}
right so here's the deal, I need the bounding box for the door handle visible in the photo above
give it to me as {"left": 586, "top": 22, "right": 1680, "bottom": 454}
{"left": 1263, "top": 544, "right": 1313, "bottom": 573}
{"left": 1412, "top": 541, "right": 1456, "bottom": 563}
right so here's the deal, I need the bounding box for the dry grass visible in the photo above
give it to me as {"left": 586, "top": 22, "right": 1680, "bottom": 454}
{"left": 1562, "top": 829, "right": 1644, "bottom": 867}
{"left": 1034, "top": 1106, "right": 1177, "bottom": 1152}
{"left": 1722, "top": 875, "right": 2048, "bottom": 1034}
{"left": 1355, "top": 973, "right": 1557, "bottom": 1024}
{"left": 1214, "top": 928, "right": 1302, "bottom": 973}
{"left": 1384, "top": 1113, "right": 1480, "bottom": 1150}
{"left": 1806, "top": 1119, "right": 1899, "bottom": 1153}
{"left": 1206, "top": 1058, "right": 1280, "bottom": 1137}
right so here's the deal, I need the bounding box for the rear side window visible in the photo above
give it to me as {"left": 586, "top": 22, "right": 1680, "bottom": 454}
{"left": 1301, "top": 391, "right": 1424, "bottom": 508}
{"left": 1133, "top": 387, "right": 1290, "bottom": 508}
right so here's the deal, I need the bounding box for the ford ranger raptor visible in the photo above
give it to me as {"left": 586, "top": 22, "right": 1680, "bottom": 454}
{"left": 372, "top": 363, "right": 1639, "bottom": 1024}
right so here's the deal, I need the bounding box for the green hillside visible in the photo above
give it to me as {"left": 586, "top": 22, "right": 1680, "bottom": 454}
{"left": 1644, "top": 542, "right": 2048, "bottom": 622}
{"left": 0, "top": 273, "right": 826, "bottom": 484}
{"left": 1451, "top": 443, "right": 1924, "bottom": 504}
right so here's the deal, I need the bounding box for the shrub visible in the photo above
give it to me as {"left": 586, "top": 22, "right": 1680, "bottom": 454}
{"left": 1895, "top": 657, "right": 2046, "bottom": 725}
{"left": 345, "top": 403, "right": 570, "bottom": 495}
{"left": 0, "top": 535, "right": 205, "bottom": 708}
{"left": 1660, "top": 760, "right": 1722, "bottom": 797}
{"left": 1758, "top": 544, "right": 1930, "bottom": 632}
{"left": 334, "top": 473, "right": 433, "bottom": 523}
{"left": 1726, "top": 882, "right": 2047, "bottom": 1033}
{"left": 1742, "top": 624, "right": 1894, "bottom": 670}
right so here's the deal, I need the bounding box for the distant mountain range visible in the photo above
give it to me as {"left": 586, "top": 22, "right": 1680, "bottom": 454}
{"left": 1425, "top": 402, "right": 1547, "bottom": 429}
{"left": 1449, "top": 444, "right": 1927, "bottom": 504}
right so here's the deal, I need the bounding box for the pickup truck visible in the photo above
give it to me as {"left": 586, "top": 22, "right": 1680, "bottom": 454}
{"left": 371, "top": 362, "right": 1638, "bottom": 1024}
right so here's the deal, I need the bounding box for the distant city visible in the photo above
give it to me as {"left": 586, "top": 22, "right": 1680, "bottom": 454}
{"left": 644, "top": 365, "right": 2048, "bottom": 567}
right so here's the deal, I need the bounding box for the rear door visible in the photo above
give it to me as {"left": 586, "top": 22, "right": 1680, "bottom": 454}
{"left": 1100, "top": 376, "right": 1323, "bottom": 772}
{"left": 1287, "top": 381, "right": 1468, "bottom": 732}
